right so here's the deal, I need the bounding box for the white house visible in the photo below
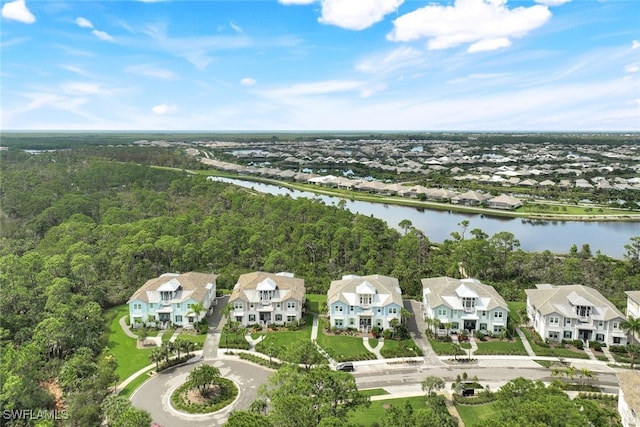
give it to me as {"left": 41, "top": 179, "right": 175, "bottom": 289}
{"left": 128, "top": 272, "right": 217, "bottom": 329}
{"left": 525, "top": 284, "right": 627, "bottom": 345}
{"left": 618, "top": 371, "right": 640, "bottom": 427}
{"left": 422, "top": 277, "right": 509, "bottom": 335}
{"left": 327, "top": 274, "right": 403, "bottom": 331}
{"left": 626, "top": 291, "right": 640, "bottom": 319}
{"left": 228, "top": 271, "right": 305, "bottom": 326}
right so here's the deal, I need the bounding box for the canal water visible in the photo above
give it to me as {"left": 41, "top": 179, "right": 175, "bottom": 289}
{"left": 209, "top": 177, "right": 638, "bottom": 259}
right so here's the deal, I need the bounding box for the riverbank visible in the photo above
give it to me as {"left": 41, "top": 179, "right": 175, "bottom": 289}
{"left": 200, "top": 170, "right": 640, "bottom": 223}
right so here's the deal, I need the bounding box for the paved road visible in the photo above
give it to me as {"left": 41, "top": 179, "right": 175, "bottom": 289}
{"left": 130, "top": 358, "right": 273, "bottom": 427}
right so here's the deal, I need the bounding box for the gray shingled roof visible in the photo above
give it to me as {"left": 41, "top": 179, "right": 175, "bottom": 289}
{"left": 626, "top": 290, "right": 640, "bottom": 305}
{"left": 525, "top": 284, "right": 625, "bottom": 321}
{"left": 128, "top": 272, "right": 216, "bottom": 304}
{"left": 421, "top": 276, "right": 508, "bottom": 311}
{"left": 327, "top": 274, "right": 402, "bottom": 307}
{"left": 229, "top": 271, "right": 305, "bottom": 304}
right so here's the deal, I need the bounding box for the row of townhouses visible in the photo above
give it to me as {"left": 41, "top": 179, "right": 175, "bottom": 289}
{"left": 128, "top": 272, "right": 638, "bottom": 346}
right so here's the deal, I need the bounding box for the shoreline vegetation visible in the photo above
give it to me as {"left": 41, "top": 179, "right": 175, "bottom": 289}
{"left": 198, "top": 171, "right": 640, "bottom": 223}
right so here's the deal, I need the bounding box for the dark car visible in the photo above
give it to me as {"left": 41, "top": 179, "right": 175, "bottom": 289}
{"left": 336, "top": 362, "right": 354, "bottom": 372}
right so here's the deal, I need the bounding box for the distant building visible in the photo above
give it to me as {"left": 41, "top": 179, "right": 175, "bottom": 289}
{"left": 526, "top": 284, "right": 627, "bottom": 345}
{"left": 626, "top": 291, "right": 640, "bottom": 319}
{"left": 228, "top": 271, "right": 305, "bottom": 326}
{"left": 422, "top": 277, "right": 509, "bottom": 335}
{"left": 486, "top": 194, "right": 522, "bottom": 210}
{"left": 128, "top": 272, "right": 217, "bottom": 329}
{"left": 328, "top": 274, "right": 403, "bottom": 331}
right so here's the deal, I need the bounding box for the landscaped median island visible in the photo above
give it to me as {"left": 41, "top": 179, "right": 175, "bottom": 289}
{"left": 170, "top": 365, "right": 238, "bottom": 414}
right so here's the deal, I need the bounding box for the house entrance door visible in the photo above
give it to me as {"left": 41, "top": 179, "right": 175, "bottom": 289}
{"left": 359, "top": 318, "right": 372, "bottom": 331}
{"left": 578, "top": 330, "right": 592, "bottom": 341}
{"left": 463, "top": 320, "right": 476, "bottom": 332}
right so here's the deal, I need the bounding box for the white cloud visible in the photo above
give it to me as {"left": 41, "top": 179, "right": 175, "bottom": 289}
{"left": 75, "top": 17, "right": 94, "bottom": 29}
{"left": 625, "top": 64, "right": 639, "bottom": 73}
{"left": 356, "top": 46, "right": 424, "bottom": 75}
{"left": 152, "top": 103, "right": 177, "bottom": 114}
{"left": 125, "top": 64, "right": 177, "bottom": 80}
{"left": 240, "top": 77, "right": 256, "bottom": 86}
{"left": 60, "top": 65, "right": 91, "bottom": 77}
{"left": 92, "top": 30, "right": 115, "bottom": 42}
{"left": 261, "top": 79, "right": 365, "bottom": 98}
{"left": 535, "top": 0, "right": 570, "bottom": 6}
{"left": 61, "top": 82, "right": 103, "bottom": 95}
{"left": 2, "top": 0, "right": 35, "bottom": 24}
{"left": 632, "top": 40, "right": 640, "bottom": 50}
{"left": 229, "top": 22, "right": 243, "bottom": 34}
{"left": 387, "top": 0, "right": 551, "bottom": 53}
{"left": 318, "top": 0, "right": 404, "bottom": 31}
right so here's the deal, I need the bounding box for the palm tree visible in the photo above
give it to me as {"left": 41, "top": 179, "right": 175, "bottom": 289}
{"left": 621, "top": 315, "right": 640, "bottom": 345}
{"left": 190, "top": 302, "right": 205, "bottom": 332}
{"left": 150, "top": 348, "right": 163, "bottom": 370}
{"left": 579, "top": 367, "right": 597, "bottom": 388}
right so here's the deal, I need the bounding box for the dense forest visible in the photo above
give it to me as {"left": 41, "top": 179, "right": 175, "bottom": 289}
{"left": 1, "top": 145, "right": 639, "bottom": 426}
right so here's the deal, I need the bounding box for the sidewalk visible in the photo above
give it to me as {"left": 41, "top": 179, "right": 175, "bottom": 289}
{"left": 362, "top": 335, "right": 384, "bottom": 359}
{"left": 516, "top": 327, "right": 536, "bottom": 357}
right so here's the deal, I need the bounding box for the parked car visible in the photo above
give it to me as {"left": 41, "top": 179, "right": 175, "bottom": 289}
{"left": 336, "top": 362, "right": 354, "bottom": 372}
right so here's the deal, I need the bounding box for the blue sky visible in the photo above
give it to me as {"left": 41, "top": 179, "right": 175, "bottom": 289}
{"left": 1, "top": 0, "right": 639, "bottom": 131}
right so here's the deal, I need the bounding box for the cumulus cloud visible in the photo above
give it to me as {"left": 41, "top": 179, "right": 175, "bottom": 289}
{"left": 319, "top": 0, "right": 404, "bottom": 31}
{"left": 152, "top": 103, "right": 177, "bottom": 114}
{"left": 625, "top": 64, "right": 639, "bottom": 73}
{"left": 92, "top": 30, "right": 115, "bottom": 42}
{"left": 2, "top": 0, "right": 36, "bottom": 24}
{"left": 387, "top": 0, "right": 551, "bottom": 53}
{"left": 632, "top": 40, "right": 640, "bottom": 50}
{"left": 75, "top": 17, "right": 93, "bottom": 28}
{"left": 535, "top": 0, "right": 570, "bottom": 5}
{"left": 240, "top": 77, "right": 256, "bottom": 86}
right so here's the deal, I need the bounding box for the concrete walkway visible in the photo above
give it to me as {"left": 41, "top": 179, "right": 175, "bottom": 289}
{"left": 119, "top": 316, "right": 139, "bottom": 339}
{"left": 362, "top": 336, "right": 384, "bottom": 359}
{"left": 404, "top": 300, "right": 442, "bottom": 365}
{"left": 516, "top": 327, "right": 536, "bottom": 357}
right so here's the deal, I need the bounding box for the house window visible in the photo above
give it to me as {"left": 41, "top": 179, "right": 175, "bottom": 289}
{"left": 437, "top": 309, "right": 447, "bottom": 317}
{"left": 149, "top": 303, "right": 154, "bottom": 309}
{"left": 563, "top": 331, "right": 572, "bottom": 339}
{"left": 349, "top": 318, "right": 354, "bottom": 325}
{"left": 479, "top": 323, "right": 487, "bottom": 331}
{"left": 287, "top": 315, "right": 296, "bottom": 322}
{"left": 377, "top": 308, "right": 381, "bottom": 313}
{"left": 389, "top": 307, "right": 397, "bottom": 314}
{"left": 336, "top": 320, "right": 343, "bottom": 327}
{"left": 250, "top": 304, "right": 254, "bottom": 309}
{"left": 234, "top": 302, "right": 243, "bottom": 310}
{"left": 613, "top": 322, "right": 619, "bottom": 330}
{"left": 548, "top": 331, "right": 559, "bottom": 340}
{"left": 176, "top": 303, "right": 181, "bottom": 308}
{"left": 596, "top": 333, "right": 605, "bottom": 342}
{"left": 481, "top": 311, "right": 487, "bottom": 317}
{"left": 452, "top": 322, "right": 459, "bottom": 330}
{"left": 493, "top": 326, "right": 503, "bottom": 333}
{"left": 494, "top": 311, "right": 503, "bottom": 319}
{"left": 336, "top": 306, "right": 343, "bottom": 313}
{"left": 287, "top": 302, "right": 296, "bottom": 310}
{"left": 188, "top": 317, "right": 194, "bottom": 323}
{"left": 276, "top": 303, "right": 281, "bottom": 309}
{"left": 565, "top": 319, "right": 571, "bottom": 326}
{"left": 133, "top": 303, "right": 142, "bottom": 310}
{"left": 613, "top": 337, "right": 621, "bottom": 344}
{"left": 248, "top": 314, "right": 256, "bottom": 322}
{"left": 452, "top": 310, "right": 459, "bottom": 317}
{"left": 360, "top": 295, "right": 372, "bottom": 305}
{"left": 598, "top": 321, "right": 604, "bottom": 329}
{"left": 549, "top": 317, "right": 559, "bottom": 325}
{"left": 275, "top": 314, "right": 282, "bottom": 322}
{"left": 350, "top": 306, "right": 354, "bottom": 312}
{"left": 175, "top": 315, "right": 183, "bottom": 323}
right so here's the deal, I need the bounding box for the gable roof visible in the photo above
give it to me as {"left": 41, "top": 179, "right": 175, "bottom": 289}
{"left": 128, "top": 272, "right": 216, "bottom": 304}
{"left": 525, "top": 284, "right": 625, "bottom": 321}
{"left": 626, "top": 290, "right": 640, "bottom": 305}
{"left": 421, "top": 276, "right": 508, "bottom": 312}
{"left": 229, "top": 271, "right": 305, "bottom": 304}
{"left": 328, "top": 274, "right": 402, "bottom": 307}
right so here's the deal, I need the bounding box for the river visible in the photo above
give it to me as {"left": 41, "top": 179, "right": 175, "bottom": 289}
{"left": 209, "top": 177, "right": 638, "bottom": 259}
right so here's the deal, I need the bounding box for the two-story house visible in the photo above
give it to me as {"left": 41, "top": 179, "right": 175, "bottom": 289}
{"left": 327, "top": 274, "right": 403, "bottom": 331}
{"left": 128, "top": 272, "right": 217, "bottom": 329}
{"left": 626, "top": 291, "right": 640, "bottom": 319}
{"left": 525, "top": 284, "right": 627, "bottom": 345}
{"left": 422, "top": 277, "right": 509, "bottom": 335}
{"left": 228, "top": 271, "right": 305, "bottom": 326}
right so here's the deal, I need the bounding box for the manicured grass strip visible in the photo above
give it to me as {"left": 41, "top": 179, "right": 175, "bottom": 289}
{"left": 379, "top": 339, "right": 423, "bottom": 358}
{"left": 429, "top": 339, "right": 465, "bottom": 356}
{"left": 306, "top": 294, "right": 326, "bottom": 314}
{"left": 348, "top": 395, "right": 428, "bottom": 425}
{"left": 359, "top": 388, "right": 390, "bottom": 397}
{"left": 521, "top": 328, "right": 589, "bottom": 359}
{"left": 176, "top": 332, "right": 207, "bottom": 345}
{"left": 105, "top": 305, "right": 154, "bottom": 381}
{"left": 118, "top": 368, "right": 154, "bottom": 398}
{"left": 315, "top": 319, "right": 376, "bottom": 361}
{"left": 474, "top": 335, "right": 528, "bottom": 356}
{"left": 507, "top": 301, "right": 526, "bottom": 324}
{"left": 456, "top": 402, "right": 497, "bottom": 427}
{"left": 534, "top": 359, "right": 552, "bottom": 368}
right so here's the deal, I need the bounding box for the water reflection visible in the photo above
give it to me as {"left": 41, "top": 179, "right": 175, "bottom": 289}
{"left": 209, "top": 177, "right": 636, "bottom": 259}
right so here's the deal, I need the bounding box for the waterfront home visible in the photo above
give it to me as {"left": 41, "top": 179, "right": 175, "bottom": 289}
{"left": 486, "top": 194, "right": 523, "bottom": 210}
{"left": 422, "top": 277, "right": 509, "bottom": 335}
{"left": 228, "top": 271, "right": 305, "bottom": 326}
{"left": 128, "top": 272, "right": 217, "bottom": 329}
{"left": 451, "top": 190, "right": 491, "bottom": 206}
{"left": 525, "top": 284, "right": 627, "bottom": 345}
{"left": 327, "top": 274, "right": 403, "bottom": 331}
{"left": 617, "top": 371, "right": 640, "bottom": 427}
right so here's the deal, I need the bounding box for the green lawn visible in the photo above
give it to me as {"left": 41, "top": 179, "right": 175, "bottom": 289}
{"left": 316, "top": 319, "right": 375, "bottom": 361}
{"left": 380, "top": 338, "right": 423, "bottom": 358}
{"left": 306, "top": 294, "right": 326, "bottom": 314}
{"left": 254, "top": 315, "right": 317, "bottom": 360}
{"left": 105, "top": 305, "right": 154, "bottom": 382}
{"left": 359, "top": 388, "right": 390, "bottom": 397}
{"left": 456, "top": 402, "right": 497, "bottom": 427}
{"left": 474, "top": 335, "right": 528, "bottom": 356}
{"left": 428, "top": 339, "right": 465, "bottom": 356}
{"left": 117, "top": 368, "right": 154, "bottom": 398}
{"left": 348, "top": 395, "right": 429, "bottom": 426}
{"left": 507, "top": 301, "right": 526, "bottom": 324}
{"left": 521, "top": 328, "right": 589, "bottom": 359}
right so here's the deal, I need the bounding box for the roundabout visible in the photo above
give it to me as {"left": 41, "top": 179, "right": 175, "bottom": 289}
{"left": 130, "top": 358, "right": 273, "bottom": 427}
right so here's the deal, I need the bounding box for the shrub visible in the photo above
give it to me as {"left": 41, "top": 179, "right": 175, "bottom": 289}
{"left": 157, "top": 355, "right": 191, "bottom": 372}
